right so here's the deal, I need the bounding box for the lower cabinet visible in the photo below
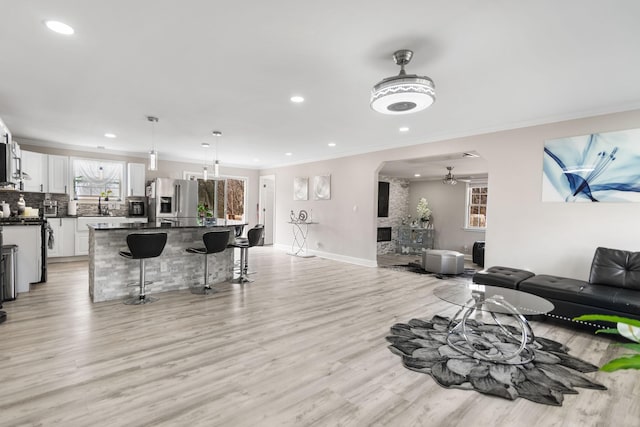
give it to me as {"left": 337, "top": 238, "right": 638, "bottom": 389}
{"left": 75, "top": 217, "right": 148, "bottom": 256}
{"left": 47, "top": 217, "right": 75, "bottom": 258}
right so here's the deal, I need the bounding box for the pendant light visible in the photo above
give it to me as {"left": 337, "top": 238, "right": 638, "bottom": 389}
{"left": 201, "top": 142, "right": 210, "bottom": 181}
{"left": 147, "top": 116, "right": 159, "bottom": 171}
{"left": 212, "top": 130, "right": 222, "bottom": 177}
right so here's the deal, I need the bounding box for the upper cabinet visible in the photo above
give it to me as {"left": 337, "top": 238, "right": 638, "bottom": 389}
{"left": 47, "top": 154, "right": 69, "bottom": 194}
{"left": 127, "top": 163, "right": 146, "bottom": 197}
{"left": 20, "top": 150, "right": 70, "bottom": 194}
{"left": 21, "top": 150, "right": 48, "bottom": 192}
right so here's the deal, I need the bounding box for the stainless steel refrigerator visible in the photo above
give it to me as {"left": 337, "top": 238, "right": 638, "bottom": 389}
{"left": 148, "top": 178, "right": 198, "bottom": 222}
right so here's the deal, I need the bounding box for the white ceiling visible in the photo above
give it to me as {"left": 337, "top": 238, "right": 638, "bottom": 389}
{"left": 1, "top": 1, "right": 640, "bottom": 171}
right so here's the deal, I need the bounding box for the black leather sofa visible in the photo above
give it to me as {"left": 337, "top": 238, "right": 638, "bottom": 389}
{"left": 473, "top": 247, "right": 640, "bottom": 328}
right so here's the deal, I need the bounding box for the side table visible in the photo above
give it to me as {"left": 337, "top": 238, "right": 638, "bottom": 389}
{"left": 287, "top": 220, "right": 318, "bottom": 257}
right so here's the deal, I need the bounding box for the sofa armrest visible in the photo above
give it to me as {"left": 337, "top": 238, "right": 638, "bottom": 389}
{"left": 589, "top": 247, "right": 640, "bottom": 290}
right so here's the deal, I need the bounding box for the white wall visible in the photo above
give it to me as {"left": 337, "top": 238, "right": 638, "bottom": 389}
{"left": 263, "top": 109, "right": 640, "bottom": 279}
{"left": 409, "top": 180, "right": 485, "bottom": 255}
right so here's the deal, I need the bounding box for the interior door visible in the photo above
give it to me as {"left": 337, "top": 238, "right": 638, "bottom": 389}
{"left": 259, "top": 175, "right": 275, "bottom": 245}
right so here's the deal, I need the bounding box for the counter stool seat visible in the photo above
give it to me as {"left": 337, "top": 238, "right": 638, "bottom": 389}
{"left": 187, "top": 230, "right": 231, "bottom": 294}
{"left": 119, "top": 232, "right": 167, "bottom": 305}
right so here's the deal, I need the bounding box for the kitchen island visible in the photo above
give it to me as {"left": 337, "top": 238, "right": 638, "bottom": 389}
{"left": 88, "top": 218, "right": 245, "bottom": 303}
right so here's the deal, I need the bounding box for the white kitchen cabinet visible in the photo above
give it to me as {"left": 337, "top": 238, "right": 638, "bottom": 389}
{"left": 2, "top": 225, "right": 41, "bottom": 293}
{"left": 47, "top": 217, "right": 75, "bottom": 258}
{"left": 21, "top": 150, "right": 48, "bottom": 192}
{"left": 75, "top": 217, "right": 148, "bottom": 256}
{"left": 127, "top": 163, "right": 146, "bottom": 197}
{"left": 47, "top": 155, "right": 70, "bottom": 194}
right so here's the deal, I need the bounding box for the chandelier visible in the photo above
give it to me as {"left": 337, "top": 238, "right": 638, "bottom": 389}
{"left": 370, "top": 49, "right": 435, "bottom": 115}
{"left": 442, "top": 166, "right": 457, "bottom": 185}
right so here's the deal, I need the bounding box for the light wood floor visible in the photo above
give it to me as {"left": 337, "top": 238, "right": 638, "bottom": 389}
{"left": 1, "top": 248, "right": 638, "bottom": 426}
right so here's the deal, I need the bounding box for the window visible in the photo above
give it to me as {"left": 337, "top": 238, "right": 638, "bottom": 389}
{"left": 466, "top": 182, "right": 488, "bottom": 229}
{"left": 71, "top": 157, "right": 125, "bottom": 200}
{"left": 185, "top": 171, "right": 247, "bottom": 221}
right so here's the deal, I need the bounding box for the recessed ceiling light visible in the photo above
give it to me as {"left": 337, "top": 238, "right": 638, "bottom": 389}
{"left": 290, "top": 96, "right": 304, "bottom": 103}
{"left": 201, "top": 142, "right": 210, "bottom": 148}
{"left": 104, "top": 133, "right": 116, "bottom": 138}
{"left": 414, "top": 173, "right": 421, "bottom": 177}
{"left": 285, "top": 152, "right": 293, "bottom": 156}
{"left": 328, "top": 142, "right": 336, "bottom": 147}
{"left": 44, "top": 20, "right": 75, "bottom": 35}
{"left": 399, "top": 127, "right": 410, "bottom": 132}
{"left": 253, "top": 158, "right": 260, "bottom": 162}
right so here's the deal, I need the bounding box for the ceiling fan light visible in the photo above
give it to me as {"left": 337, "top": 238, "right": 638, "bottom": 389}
{"left": 370, "top": 49, "right": 435, "bottom": 115}
{"left": 370, "top": 76, "right": 435, "bottom": 115}
{"left": 442, "top": 166, "right": 457, "bottom": 185}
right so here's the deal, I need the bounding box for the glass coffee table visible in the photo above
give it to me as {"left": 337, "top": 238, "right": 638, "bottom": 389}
{"left": 433, "top": 283, "right": 554, "bottom": 364}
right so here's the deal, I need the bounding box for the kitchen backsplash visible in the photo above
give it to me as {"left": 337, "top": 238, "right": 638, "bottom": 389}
{"left": 0, "top": 190, "right": 129, "bottom": 217}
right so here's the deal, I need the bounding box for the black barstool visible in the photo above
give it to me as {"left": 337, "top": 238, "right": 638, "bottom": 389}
{"left": 186, "top": 230, "right": 231, "bottom": 294}
{"left": 119, "top": 233, "right": 167, "bottom": 305}
{"left": 228, "top": 225, "right": 264, "bottom": 283}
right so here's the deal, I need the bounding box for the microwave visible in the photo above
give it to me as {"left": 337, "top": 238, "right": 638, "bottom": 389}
{"left": 128, "top": 198, "right": 147, "bottom": 217}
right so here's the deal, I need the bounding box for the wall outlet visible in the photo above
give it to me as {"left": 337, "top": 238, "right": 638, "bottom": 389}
{"left": 463, "top": 245, "right": 469, "bottom": 253}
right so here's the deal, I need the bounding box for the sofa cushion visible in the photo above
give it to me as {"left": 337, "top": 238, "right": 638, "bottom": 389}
{"left": 472, "top": 266, "right": 534, "bottom": 289}
{"left": 589, "top": 247, "right": 640, "bottom": 290}
{"left": 519, "top": 275, "right": 588, "bottom": 301}
{"left": 520, "top": 274, "right": 640, "bottom": 316}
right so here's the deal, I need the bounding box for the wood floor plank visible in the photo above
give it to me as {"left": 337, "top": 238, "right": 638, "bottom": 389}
{"left": 0, "top": 248, "right": 637, "bottom": 426}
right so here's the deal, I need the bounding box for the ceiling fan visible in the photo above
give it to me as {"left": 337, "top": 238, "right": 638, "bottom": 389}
{"left": 442, "top": 166, "right": 473, "bottom": 185}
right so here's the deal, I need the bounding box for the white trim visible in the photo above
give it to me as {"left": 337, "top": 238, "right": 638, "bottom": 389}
{"left": 273, "top": 244, "right": 377, "bottom": 267}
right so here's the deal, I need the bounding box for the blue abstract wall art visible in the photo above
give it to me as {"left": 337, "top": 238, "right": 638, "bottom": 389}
{"left": 542, "top": 128, "right": 640, "bottom": 202}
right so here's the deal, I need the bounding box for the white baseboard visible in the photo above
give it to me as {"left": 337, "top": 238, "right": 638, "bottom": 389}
{"left": 272, "top": 244, "right": 377, "bottom": 268}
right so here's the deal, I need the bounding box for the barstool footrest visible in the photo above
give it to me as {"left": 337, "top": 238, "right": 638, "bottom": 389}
{"left": 124, "top": 295, "right": 158, "bottom": 305}
{"left": 190, "top": 286, "right": 218, "bottom": 295}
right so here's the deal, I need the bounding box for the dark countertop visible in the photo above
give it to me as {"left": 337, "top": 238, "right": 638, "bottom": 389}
{"left": 0, "top": 217, "right": 45, "bottom": 226}
{"left": 89, "top": 218, "right": 246, "bottom": 230}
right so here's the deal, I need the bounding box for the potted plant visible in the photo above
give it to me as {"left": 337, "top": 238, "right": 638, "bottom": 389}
{"left": 573, "top": 314, "right": 640, "bottom": 371}
{"left": 416, "top": 198, "right": 432, "bottom": 227}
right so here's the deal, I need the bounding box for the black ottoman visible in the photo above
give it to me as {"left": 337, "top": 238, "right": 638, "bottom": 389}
{"left": 472, "top": 266, "right": 535, "bottom": 289}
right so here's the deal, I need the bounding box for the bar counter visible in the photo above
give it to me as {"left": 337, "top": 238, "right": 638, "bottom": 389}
{"left": 88, "top": 219, "right": 245, "bottom": 302}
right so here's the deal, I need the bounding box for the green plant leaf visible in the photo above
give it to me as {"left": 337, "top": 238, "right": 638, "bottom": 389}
{"left": 600, "top": 354, "right": 640, "bottom": 372}
{"left": 573, "top": 314, "right": 640, "bottom": 328}
{"left": 616, "top": 343, "right": 640, "bottom": 352}
{"left": 594, "top": 328, "right": 620, "bottom": 336}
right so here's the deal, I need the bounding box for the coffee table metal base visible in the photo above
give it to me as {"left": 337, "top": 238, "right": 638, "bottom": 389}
{"left": 447, "top": 294, "right": 536, "bottom": 364}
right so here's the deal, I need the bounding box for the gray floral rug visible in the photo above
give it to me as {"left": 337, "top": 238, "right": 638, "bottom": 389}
{"left": 387, "top": 315, "right": 606, "bottom": 406}
{"left": 382, "top": 263, "right": 477, "bottom": 280}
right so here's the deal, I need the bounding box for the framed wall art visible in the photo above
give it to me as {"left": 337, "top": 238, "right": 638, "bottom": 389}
{"left": 542, "top": 128, "right": 640, "bottom": 202}
{"left": 313, "top": 174, "right": 331, "bottom": 200}
{"left": 293, "top": 177, "right": 308, "bottom": 201}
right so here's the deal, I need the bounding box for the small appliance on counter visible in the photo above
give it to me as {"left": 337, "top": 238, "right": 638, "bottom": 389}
{"left": 43, "top": 200, "right": 58, "bottom": 217}
{"left": 127, "top": 196, "right": 147, "bottom": 217}
{"left": 68, "top": 199, "right": 78, "bottom": 216}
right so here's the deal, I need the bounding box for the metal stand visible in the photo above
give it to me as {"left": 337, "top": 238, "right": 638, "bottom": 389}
{"left": 233, "top": 246, "right": 252, "bottom": 283}
{"left": 124, "top": 259, "right": 158, "bottom": 305}
{"left": 191, "top": 253, "right": 219, "bottom": 294}
{"left": 446, "top": 293, "right": 536, "bottom": 364}
{"left": 287, "top": 221, "right": 317, "bottom": 257}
